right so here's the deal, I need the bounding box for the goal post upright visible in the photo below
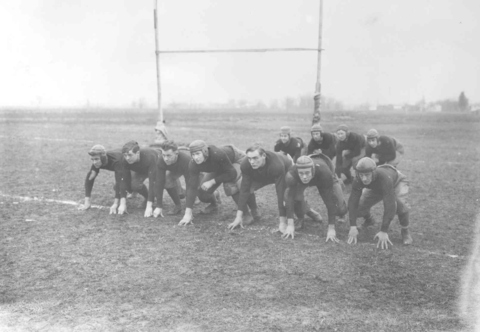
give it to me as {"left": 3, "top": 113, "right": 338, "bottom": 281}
{"left": 154, "top": 0, "right": 164, "bottom": 125}
{"left": 312, "top": 0, "right": 323, "bottom": 124}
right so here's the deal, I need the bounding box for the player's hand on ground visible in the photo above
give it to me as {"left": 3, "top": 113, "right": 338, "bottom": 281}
{"left": 78, "top": 203, "right": 91, "bottom": 211}
{"left": 144, "top": 206, "right": 153, "bottom": 218}
{"left": 178, "top": 215, "right": 193, "bottom": 226}
{"left": 347, "top": 226, "right": 359, "bottom": 245}
{"left": 117, "top": 204, "right": 128, "bottom": 215}
{"left": 326, "top": 225, "right": 339, "bottom": 243}
{"left": 78, "top": 198, "right": 91, "bottom": 210}
{"left": 153, "top": 208, "right": 164, "bottom": 218}
{"left": 281, "top": 223, "right": 295, "bottom": 239}
{"left": 109, "top": 204, "right": 118, "bottom": 215}
{"left": 227, "top": 216, "right": 243, "bottom": 230}
{"left": 274, "top": 217, "right": 288, "bottom": 234}
{"left": 280, "top": 219, "right": 295, "bottom": 239}
{"left": 374, "top": 231, "right": 393, "bottom": 250}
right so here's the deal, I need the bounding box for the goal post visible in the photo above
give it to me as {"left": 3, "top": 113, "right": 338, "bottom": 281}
{"left": 153, "top": 0, "right": 324, "bottom": 130}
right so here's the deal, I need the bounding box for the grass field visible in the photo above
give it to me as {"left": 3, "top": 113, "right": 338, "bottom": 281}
{"left": 0, "top": 108, "right": 479, "bottom": 331}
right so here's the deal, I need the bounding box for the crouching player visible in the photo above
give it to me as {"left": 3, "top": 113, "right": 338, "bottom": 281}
{"left": 365, "top": 129, "right": 405, "bottom": 167}
{"left": 307, "top": 123, "right": 337, "bottom": 160}
{"left": 335, "top": 124, "right": 366, "bottom": 184}
{"left": 120, "top": 140, "right": 181, "bottom": 217}
{"left": 79, "top": 144, "right": 146, "bottom": 213}
{"left": 178, "top": 140, "right": 258, "bottom": 226}
{"left": 274, "top": 126, "right": 306, "bottom": 162}
{"left": 284, "top": 155, "right": 348, "bottom": 241}
{"left": 347, "top": 157, "right": 413, "bottom": 249}
{"left": 227, "top": 145, "right": 321, "bottom": 234}
{"left": 153, "top": 140, "right": 191, "bottom": 217}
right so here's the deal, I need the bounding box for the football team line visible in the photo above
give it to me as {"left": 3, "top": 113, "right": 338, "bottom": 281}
{"left": 78, "top": 123, "right": 411, "bottom": 250}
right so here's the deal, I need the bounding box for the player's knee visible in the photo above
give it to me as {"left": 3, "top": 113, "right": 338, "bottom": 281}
{"left": 197, "top": 190, "right": 211, "bottom": 203}
{"left": 223, "top": 182, "right": 239, "bottom": 197}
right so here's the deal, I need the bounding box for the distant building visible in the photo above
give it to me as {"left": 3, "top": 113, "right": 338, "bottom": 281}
{"left": 426, "top": 104, "right": 442, "bottom": 113}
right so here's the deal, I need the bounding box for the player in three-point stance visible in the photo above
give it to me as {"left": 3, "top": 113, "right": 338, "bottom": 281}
{"left": 120, "top": 140, "right": 181, "bottom": 217}
{"left": 227, "top": 144, "right": 322, "bottom": 235}
{"left": 306, "top": 123, "right": 337, "bottom": 161}
{"left": 79, "top": 144, "right": 145, "bottom": 213}
{"left": 365, "top": 128, "right": 405, "bottom": 167}
{"left": 274, "top": 126, "right": 306, "bottom": 162}
{"left": 347, "top": 157, "right": 413, "bottom": 249}
{"left": 153, "top": 140, "right": 192, "bottom": 218}
{"left": 178, "top": 140, "right": 258, "bottom": 226}
{"left": 284, "top": 154, "right": 348, "bottom": 241}
{"left": 335, "top": 124, "right": 366, "bottom": 184}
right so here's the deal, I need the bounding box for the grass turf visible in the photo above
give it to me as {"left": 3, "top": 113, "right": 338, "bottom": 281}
{"left": 0, "top": 108, "right": 479, "bottom": 331}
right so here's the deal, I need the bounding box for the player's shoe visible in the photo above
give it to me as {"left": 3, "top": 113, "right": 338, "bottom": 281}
{"left": 167, "top": 205, "right": 182, "bottom": 215}
{"left": 401, "top": 228, "right": 413, "bottom": 245}
{"left": 294, "top": 218, "right": 304, "bottom": 230}
{"left": 306, "top": 209, "right": 323, "bottom": 223}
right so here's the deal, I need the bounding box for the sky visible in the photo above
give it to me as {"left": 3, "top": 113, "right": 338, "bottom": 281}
{"left": 1, "top": 0, "right": 479, "bottom": 108}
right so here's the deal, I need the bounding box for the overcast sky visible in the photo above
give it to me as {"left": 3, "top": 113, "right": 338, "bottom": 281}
{"left": 1, "top": 0, "right": 478, "bottom": 108}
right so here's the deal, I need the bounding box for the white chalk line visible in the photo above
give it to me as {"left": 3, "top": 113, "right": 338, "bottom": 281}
{"left": 0, "top": 193, "right": 108, "bottom": 210}
{"left": 0, "top": 192, "right": 466, "bottom": 259}
{"left": 0, "top": 135, "right": 93, "bottom": 143}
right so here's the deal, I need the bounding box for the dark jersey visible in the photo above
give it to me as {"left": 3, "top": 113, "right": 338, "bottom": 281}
{"left": 285, "top": 162, "right": 337, "bottom": 224}
{"left": 335, "top": 131, "right": 366, "bottom": 173}
{"left": 156, "top": 150, "right": 191, "bottom": 209}
{"left": 307, "top": 132, "right": 337, "bottom": 160}
{"left": 84, "top": 149, "right": 126, "bottom": 199}
{"left": 365, "top": 136, "right": 398, "bottom": 165}
{"left": 348, "top": 166, "right": 400, "bottom": 232}
{"left": 238, "top": 151, "right": 291, "bottom": 217}
{"left": 185, "top": 145, "right": 237, "bottom": 209}
{"left": 121, "top": 148, "right": 161, "bottom": 202}
{"left": 274, "top": 137, "right": 304, "bottom": 162}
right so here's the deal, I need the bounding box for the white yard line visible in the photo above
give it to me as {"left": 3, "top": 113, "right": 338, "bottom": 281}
{"left": 0, "top": 192, "right": 467, "bottom": 259}
{"left": 0, "top": 193, "right": 108, "bottom": 210}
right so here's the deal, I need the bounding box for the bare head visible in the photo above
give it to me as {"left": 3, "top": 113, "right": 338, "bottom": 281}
{"left": 122, "top": 140, "right": 141, "bottom": 164}
{"left": 160, "top": 140, "right": 179, "bottom": 165}
{"left": 246, "top": 144, "right": 267, "bottom": 169}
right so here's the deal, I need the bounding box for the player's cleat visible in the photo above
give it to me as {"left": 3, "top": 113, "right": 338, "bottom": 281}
{"left": 362, "top": 215, "right": 375, "bottom": 228}
{"left": 167, "top": 205, "right": 182, "bottom": 215}
{"left": 294, "top": 218, "right": 304, "bottom": 230}
{"left": 401, "top": 228, "right": 413, "bottom": 245}
{"left": 214, "top": 190, "right": 222, "bottom": 205}
{"left": 306, "top": 209, "right": 323, "bottom": 223}
{"left": 243, "top": 210, "right": 262, "bottom": 226}
{"left": 201, "top": 203, "right": 218, "bottom": 214}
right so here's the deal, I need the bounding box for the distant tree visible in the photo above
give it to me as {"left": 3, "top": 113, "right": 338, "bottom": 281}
{"left": 434, "top": 99, "right": 457, "bottom": 112}
{"left": 255, "top": 100, "right": 267, "bottom": 109}
{"left": 269, "top": 99, "right": 280, "bottom": 110}
{"left": 237, "top": 99, "right": 248, "bottom": 108}
{"left": 284, "top": 97, "right": 297, "bottom": 110}
{"left": 458, "top": 92, "right": 469, "bottom": 112}
{"left": 297, "top": 94, "right": 314, "bottom": 109}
